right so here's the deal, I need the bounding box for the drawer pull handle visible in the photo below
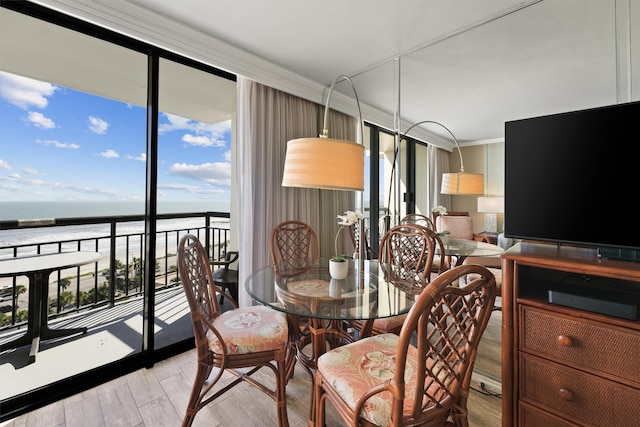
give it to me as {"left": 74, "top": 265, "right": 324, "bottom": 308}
{"left": 557, "top": 335, "right": 573, "bottom": 347}
{"left": 559, "top": 388, "right": 575, "bottom": 401}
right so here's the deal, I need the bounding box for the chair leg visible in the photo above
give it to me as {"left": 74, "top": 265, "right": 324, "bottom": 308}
{"left": 181, "top": 362, "right": 212, "bottom": 427}
{"left": 276, "top": 358, "right": 290, "bottom": 427}
{"left": 314, "top": 372, "right": 325, "bottom": 427}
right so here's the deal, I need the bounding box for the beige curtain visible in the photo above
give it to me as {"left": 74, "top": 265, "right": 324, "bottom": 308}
{"left": 236, "top": 77, "right": 356, "bottom": 306}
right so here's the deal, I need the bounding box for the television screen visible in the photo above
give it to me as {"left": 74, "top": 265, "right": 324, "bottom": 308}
{"left": 504, "top": 101, "right": 640, "bottom": 253}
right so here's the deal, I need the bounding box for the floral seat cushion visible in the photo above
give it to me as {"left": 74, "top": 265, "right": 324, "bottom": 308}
{"left": 371, "top": 313, "right": 407, "bottom": 332}
{"left": 317, "top": 333, "right": 447, "bottom": 427}
{"left": 207, "top": 305, "right": 288, "bottom": 355}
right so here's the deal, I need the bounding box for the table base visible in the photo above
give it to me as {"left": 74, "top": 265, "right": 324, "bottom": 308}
{"left": 291, "top": 317, "right": 356, "bottom": 426}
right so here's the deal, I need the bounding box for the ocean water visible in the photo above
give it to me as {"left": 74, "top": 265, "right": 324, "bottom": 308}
{"left": 0, "top": 201, "right": 230, "bottom": 249}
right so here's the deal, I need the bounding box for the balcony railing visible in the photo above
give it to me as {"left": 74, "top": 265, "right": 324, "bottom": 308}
{"left": 0, "top": 211, "right": 231, "bottom": 330}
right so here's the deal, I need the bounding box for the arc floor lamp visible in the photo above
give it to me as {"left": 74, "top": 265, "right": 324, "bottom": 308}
{"left": 281, "top": 74, "right": 366, "bottom": 261}
{"left": 386, "top": 120, "right": 484, "bottom": 227}
{"left": 403, "top": 120, "right": 484, "bottom": 196}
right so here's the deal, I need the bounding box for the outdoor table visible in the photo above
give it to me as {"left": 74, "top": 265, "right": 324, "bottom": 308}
{"left": 0, "top": 251, "right": 102, "bottom": 363}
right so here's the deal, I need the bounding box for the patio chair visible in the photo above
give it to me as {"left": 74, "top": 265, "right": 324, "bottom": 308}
{"left": 178, "top": 234, "right": 289, "bottom": 427}
{"left": 210, "top": 250, "right": 238, "bottom": 304}
{"left": 315, "top": 264, "right": 496, "bottom": 427}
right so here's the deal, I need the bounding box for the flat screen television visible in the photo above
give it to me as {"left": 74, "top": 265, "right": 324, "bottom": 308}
{"left": 504, "top": 100, "right": 640, "bottom": 261}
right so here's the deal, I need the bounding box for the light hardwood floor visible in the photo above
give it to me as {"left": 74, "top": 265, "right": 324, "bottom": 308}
{"left": 2, "top": 311, "right": 502, "bottom": 427}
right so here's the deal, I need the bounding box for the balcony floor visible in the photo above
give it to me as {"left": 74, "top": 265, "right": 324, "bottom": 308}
{"left": 0, "top": 286, "right": 195, "bottom": 400}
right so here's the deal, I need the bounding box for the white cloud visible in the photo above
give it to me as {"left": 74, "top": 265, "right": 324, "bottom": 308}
{"left": 0, "top": 173, "right": 124, "bottom": 199}
{"left": 159, "top": 114, "right": 229, "bottom": 148}
{"left": 0, "top": 160, "right": 11, "bottom": 170}
{"left": 158, "top": 114, "right": 192, "bottom": 133}
{"left": 26, "top": 111, "right": 55, "bottom": 129}
{"left": 182, "top": 134, "right": 221, "bottom": 147}
{"left": 88, "top": 116, "right": 109, "bottom": 134}
{"left": 23, "top": 168, "right": 39, "bottom": 175}
{"left": 100, "top": 149, "right": 119, "bottom": 158}
{"left": 0, "top": 71, "right": 57, "bottom": 110}
{"left": 169, "top": 162, "right": 231, "bottom": 187}
{"left": 126, "top": 153, "right": 146, "bottom": 162}
{"left": 36, "top": 139, "right": 80, "bottom": 149}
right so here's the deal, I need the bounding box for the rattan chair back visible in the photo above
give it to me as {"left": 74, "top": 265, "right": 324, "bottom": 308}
{"left": 314, "top": 264, "right": 496, "bottom": 427}
{"left": 378, "top": 223, "right": 446, "bottom": 284}
{"left": 178, "top": 234, "right": 289, "bottom": 427}
{"left": 400, "top": 213, "right": 436, "bottom": 230}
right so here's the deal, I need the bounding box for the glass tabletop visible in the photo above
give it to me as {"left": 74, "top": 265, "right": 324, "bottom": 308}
{"left": 245, "top": 258, "right": 420, "bottom": 321}
{"left": 438, "top": 238, "right": 504, "bottom": 258}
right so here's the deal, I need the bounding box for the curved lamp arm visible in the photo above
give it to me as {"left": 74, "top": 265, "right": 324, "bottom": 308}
{"left": 401, "top": 120, "right": 465, "bottom": 172}
{"left": 386, "top": 120, "right": 482, "bottom": 224}
{"left": 322, "top": 75, "right": 366, "bottom": 262}
{"left": 321, "top": 74, "right": 364, "bottom": 145}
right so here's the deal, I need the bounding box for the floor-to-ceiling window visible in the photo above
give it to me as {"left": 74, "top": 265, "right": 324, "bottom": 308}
{"left": 154, "top": 58, "right": 235, "bottom": 351}
{"left": 0, "top": 3, "right": 235, "bottom": 418}
{"left": 365, "top": 123, "right": 435, "bottom": 251}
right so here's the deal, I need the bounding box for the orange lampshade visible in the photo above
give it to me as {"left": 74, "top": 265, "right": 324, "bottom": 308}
{"left": 441, "top": 171, "right": 484, "bottom": 195}
{"left": 282, "top": 137, "right": 364, "bottom": 191}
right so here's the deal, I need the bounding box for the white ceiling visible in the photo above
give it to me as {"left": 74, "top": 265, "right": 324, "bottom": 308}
{"left": 31, "top": 0, "right": 640, "bottom": 146}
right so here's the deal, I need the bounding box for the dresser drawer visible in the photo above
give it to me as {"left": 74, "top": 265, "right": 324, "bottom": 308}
{"left": 519, "top": 401, "right": 581, "bottom": 427}
{"left": 519, "top": 305, "right": 640, "bottom": 386}
{"left": 520, "top": 353, "right": 640, "bottom": 427}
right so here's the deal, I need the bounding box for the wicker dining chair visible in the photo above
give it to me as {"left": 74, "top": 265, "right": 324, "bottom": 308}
{"left": 270, "top": 220, "right": 319, "bottom": 266}
{"left": 400, "top": 213, "right": 450, "bottom": 271}
{"left": 351, "top": 223, "right": 447, "bottom": 337}
{"left": 270, "top": 220, "right": 319, "bottom": 378}
{"left": 315, "top": 264, "right": 496, "bottom": 427}
{"left": 400, "top": 212, "right": 436, "bottom": 230}
{"left": 178, "top": 234, "right": 290, "bottom": 427}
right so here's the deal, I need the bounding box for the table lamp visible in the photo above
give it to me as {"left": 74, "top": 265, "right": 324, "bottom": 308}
{"left": 477, "top": 196, "right": 504, "bottom": 233}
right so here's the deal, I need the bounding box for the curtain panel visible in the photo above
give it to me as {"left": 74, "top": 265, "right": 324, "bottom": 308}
{"left": 236, "top": 77, "right": 356, "bottom": 306}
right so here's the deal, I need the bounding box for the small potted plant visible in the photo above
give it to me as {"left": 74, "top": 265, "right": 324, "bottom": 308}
{"left": 330, "top": 210, "right": 363, "bottom": 279}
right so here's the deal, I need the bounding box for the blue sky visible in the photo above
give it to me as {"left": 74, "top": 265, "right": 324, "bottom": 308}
{"left": 0, "top": 71, "right": 232, "bottom": 205}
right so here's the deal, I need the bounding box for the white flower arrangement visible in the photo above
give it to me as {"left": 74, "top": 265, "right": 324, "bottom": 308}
{"left": 431, "top": 205, "right": 447, "bottom": 215}
{"left": 332, "top": 210, "right": 364, "bottom": 262}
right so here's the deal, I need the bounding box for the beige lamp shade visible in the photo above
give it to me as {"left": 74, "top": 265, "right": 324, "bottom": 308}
{"left": 282, "top": 137, "right": 365, "bottom": 191}
{"left": 441, "top": 172, "right": 484, "bottom": 195}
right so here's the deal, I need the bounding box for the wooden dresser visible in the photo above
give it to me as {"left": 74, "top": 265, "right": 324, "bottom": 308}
{"left": 501, "top": 242, "right": 640, "bottom": 426}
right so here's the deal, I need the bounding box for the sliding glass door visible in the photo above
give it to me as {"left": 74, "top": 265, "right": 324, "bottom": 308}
{"left": 0, "top": 3, "right": 235, "bottom": 418}
{"left": 153, "top": 58, "right": 236, "bottom": 351}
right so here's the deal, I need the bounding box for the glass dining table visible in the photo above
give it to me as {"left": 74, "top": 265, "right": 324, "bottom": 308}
{"left": 246, "top": 258, "right": 423, "bottom": 425}
{"left": 246, "top": 258, "right": 420, "bottom": 371}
